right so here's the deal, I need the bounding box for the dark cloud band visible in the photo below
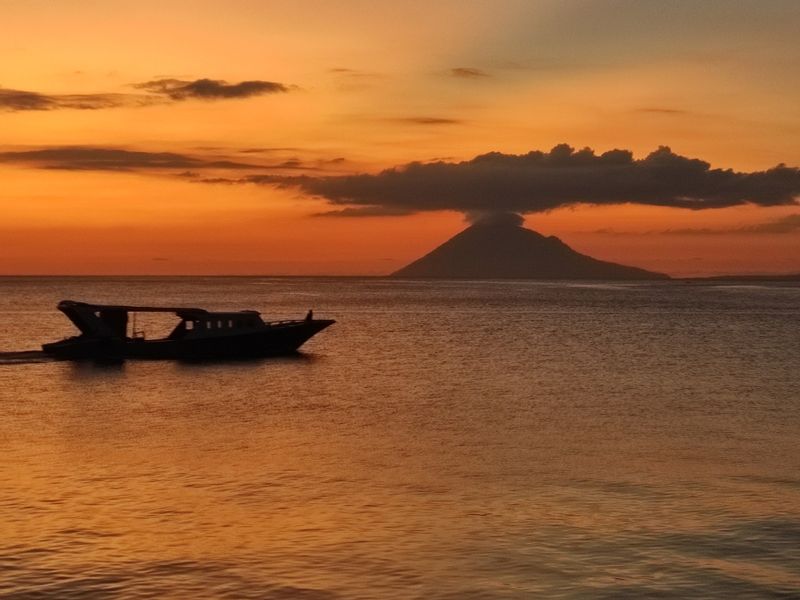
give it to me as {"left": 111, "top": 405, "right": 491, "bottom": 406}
{"left": 260, "top": 144, "right": 800, "bottom": 215}
{"left": 0, "top": 145, "right": 342, "bottom": 174}
{"left": 0, "top": 89, "right": 145, "bottom": 111}
{"left": 0, "top": 77, "right": 289, "bottom": 112}
{"left": 0, "top": 147, "right": 259, "bottom": 171}
{"left": 132, "top": 78, "right": 288, "bottom": 100}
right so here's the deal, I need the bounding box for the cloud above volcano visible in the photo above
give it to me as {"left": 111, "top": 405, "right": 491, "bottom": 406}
{"left": 249, "top": 144, "right": 800, "bottom": 215}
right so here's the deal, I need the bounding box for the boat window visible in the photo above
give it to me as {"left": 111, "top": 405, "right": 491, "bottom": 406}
{"left": 228, "top": 320, "right": 234, "bottom": 328}
{"left": 186, "top": 321, "right": 194, "bottom": 330}
{"left": 205, "top": 321, "right": 211, "bottom": 329}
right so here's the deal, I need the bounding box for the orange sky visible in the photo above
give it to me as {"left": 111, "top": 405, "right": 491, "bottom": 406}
{"left": 2, "top": 0, "right": 799, "bottom": 276}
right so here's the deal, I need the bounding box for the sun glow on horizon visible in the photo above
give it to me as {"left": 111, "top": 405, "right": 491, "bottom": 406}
{"left": 2, "top": 0, "right": 799, "bottom": 276}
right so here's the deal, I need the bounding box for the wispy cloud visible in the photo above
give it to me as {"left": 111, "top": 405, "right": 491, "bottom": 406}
{"left": 0, "top": 147, "right": 260, "bottom": 171}
{"left": 386, "top": 116, "right": 464, "bottom": 125}
{"left": 0, "top": 145, "right": 349, "bottom": 175}
{"left": 662, "top": 214, "right": 800, "bottom": 235}
{"left": 0, "top": 88, "right": 150, "bottom": 111}
{"left": 237, "top": 147, "right": 303, "bottom": 154}
{"left": 0, "top": 77, "right": 290, "bottom": 112}
{"left": 742, "top": 214, "right": 800, "bottom": 233}
{"left": 328, "top": 68, "right": 379, "bottom": 78}
{"left": 132, "top": 78, "right": 287, "bottom": 100}
{"left": 635, "top": 107, "right": 690, "bottom": 115}
{"left": 595, "top": 214, "right": 800, "bottom": 235}
{"left": 313, "top": 206, "right": 416, "bottom": 217}
{"left": 450, "top": 67, "right": 491, "bottom": 79}
{"left": 327, "top": 68, "right": 383, "bottom": 91}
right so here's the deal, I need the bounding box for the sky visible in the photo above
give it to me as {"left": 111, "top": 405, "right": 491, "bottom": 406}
{"left": 2, "top": 0, "right": 799, "bottom": 276}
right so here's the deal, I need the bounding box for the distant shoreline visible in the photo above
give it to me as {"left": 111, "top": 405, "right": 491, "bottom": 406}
{"left": 1, "top": 274, "right": 798, "bottom": 281}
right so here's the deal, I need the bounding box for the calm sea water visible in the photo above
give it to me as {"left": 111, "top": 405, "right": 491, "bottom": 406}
{"left": 0, "top": 277, "right": 798, "bottom": 599}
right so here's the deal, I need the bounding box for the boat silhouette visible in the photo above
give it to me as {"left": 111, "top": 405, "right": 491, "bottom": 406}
{"left": 42, "top": 300, "right": 334, "bottom": 360}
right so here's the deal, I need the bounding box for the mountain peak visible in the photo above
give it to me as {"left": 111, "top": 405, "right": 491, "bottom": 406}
{"left": 392, "top": 221, "right": 669, "bottom": 279}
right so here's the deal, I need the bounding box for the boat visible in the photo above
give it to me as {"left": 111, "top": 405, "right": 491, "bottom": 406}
{"left": 42, "top": 300, "right": 335, "bottom": 361}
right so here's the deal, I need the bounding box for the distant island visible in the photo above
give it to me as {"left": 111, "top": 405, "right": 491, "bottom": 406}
{"left": 392, "top": 213, "right": 669, "bottom": 280}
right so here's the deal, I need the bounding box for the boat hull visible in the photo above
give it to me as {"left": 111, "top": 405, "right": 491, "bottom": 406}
{"left": 42, "top": 320, "right": 334, "bottom": 361}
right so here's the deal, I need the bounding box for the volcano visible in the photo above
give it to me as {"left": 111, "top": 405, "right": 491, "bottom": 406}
{"left": 392, "top": 217, "right": 668, "bottom": 280}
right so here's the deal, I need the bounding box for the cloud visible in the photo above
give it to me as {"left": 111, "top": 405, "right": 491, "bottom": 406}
{"left": 250, "top": 144, "right": 800, "bottom": 216}
{"left": 132, "top": 78, "right": 288, "bottom": 100}
{"left": 387, "top": 116, "right": 463, "bottom": 125}
{"left": 0, "top": 77, "right": 289, "bottom": 112}
{"left": 0, "top": 88, "right": 147, "bottom": 111}
{"left": 329, "top": 68, "right": 367, "bottom": 74}
{"left": 450, "top": 67, "right": 491, "bottom": 79}
{"left": 636, "top": 107, "right": 689, "bottom": 115}
{"left": 593, "top": 214, "right": 800, "bottom": 236}
{"left": 314, "top": 206, "right": 416, "bottom": 217}
{"left": 328, "top": 68, "right": 380, "bottom": 79}
{"left": 238, "top": 147, "right": 302, "bottom": 154}
{"left": 743, "top": 214, "right": 800, "bottom": 233}
{"left": 0, "top": 146, "right": 260, "bottom": 171}
{"left": 662, "top": 214, "right": 800, "bottom": 235}
{"left": 0, "top": 146, "right": 349, "bottom": 175}
{"left": 465, "top": 211, "right": 524, "bottom": 226}
{"left": 327, "top": 68, "right": 383, "bottom": 91}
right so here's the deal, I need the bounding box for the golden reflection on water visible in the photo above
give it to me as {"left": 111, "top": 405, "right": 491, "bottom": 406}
{"left": 1, "top": 278, "right": 799, "bottom": 598}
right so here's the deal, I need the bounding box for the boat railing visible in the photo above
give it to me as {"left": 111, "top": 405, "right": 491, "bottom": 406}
{"left": 264, "top": 319, "right": 305, "bottom": 327}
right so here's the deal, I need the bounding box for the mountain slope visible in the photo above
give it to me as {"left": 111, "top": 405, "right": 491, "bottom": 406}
{"left": 393, "top": 220, "right": 668, "bottom": 279}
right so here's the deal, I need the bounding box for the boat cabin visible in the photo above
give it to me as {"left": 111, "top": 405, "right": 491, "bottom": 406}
{"left": 57, "top": 300, "right": 266, "bottom": 340}
{"left": 171, "top": 310, "right": 264, "bottom": 338}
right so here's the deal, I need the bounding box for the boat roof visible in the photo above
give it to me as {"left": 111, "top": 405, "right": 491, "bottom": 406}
{"left": 58, "top": 300, "right": 260, "bottom": 319}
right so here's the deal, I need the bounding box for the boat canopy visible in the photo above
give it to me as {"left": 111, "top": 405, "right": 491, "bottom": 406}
{"left": 57, "top": 300, "right": 261, "bottom": 338}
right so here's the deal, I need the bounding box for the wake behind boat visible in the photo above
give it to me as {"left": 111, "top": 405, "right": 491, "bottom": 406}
{"left": 42, "top": 300, "right": 335, "bottom": 361}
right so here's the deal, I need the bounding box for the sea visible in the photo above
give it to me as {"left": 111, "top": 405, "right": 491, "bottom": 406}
{"left": 0, "top": 277, "right": 798, "bottom": 599}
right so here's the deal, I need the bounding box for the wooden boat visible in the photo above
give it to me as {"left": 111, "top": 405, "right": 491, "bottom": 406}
{"left": 42, "top": 300, "right": 334, "bottom": 360}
